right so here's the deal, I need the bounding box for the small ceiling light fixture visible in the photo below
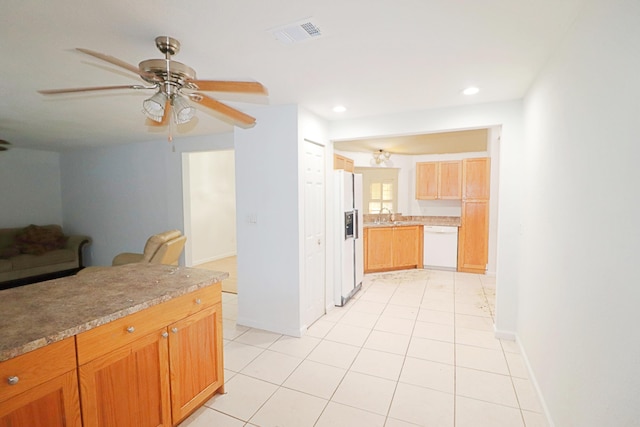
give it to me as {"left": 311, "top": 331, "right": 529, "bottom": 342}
{"left": 463, "top": 86, "right": 480, "bottom": 95}
{"left": 372, "top": 149, "right": 391, "bottom": 165}
{"left": 172, "top": 95, "right": 196, "bottom": 124}
{"left": 143, "top": 91, "right": 169, "bottom": 122}
{"left": 333, "top": 105, "right": 347, "bottom": 113}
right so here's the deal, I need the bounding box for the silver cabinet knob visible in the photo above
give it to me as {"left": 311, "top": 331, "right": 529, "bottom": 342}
{"left": 195, "top": 298, "right": 202, "bottom": 305}
{"left": 171, "top": 327, "right": 179, "bottom": 334}
{"left": 7, "top": 376, "right": 19, "bottom": 385}
{"left": 126, "top": 326, "right": 135, "bottom": 334}
{"left": 161, "top": 331, "right": 169, "bottom": 339}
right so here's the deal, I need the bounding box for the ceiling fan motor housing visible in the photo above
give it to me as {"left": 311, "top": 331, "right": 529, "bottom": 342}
{"left": 138, "top": 59, "right": 197, "bottom": 94}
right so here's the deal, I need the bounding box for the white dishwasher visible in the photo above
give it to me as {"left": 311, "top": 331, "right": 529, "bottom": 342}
{"left": 423, "top": 226, "right": 458, "bottom": 270}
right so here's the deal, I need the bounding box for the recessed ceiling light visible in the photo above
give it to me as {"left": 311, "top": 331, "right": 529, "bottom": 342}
{"left": 333, "top": 105, "right": 347, "bottom": 113}
{"left": 463, "top": 86, "right": 480, "bottom": 95}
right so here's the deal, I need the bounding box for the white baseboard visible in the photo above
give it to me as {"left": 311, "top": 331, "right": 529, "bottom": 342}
{"left": 494, "top": 328, "right": 517, "bottom": 341}
{"left": 193, "top": 252, "right": 236, "bottom": 266}
{"left": 502, "top": 333, "right": 555, "bottom": 427}
{"left": 236, "top": 316, "right": 301, "bottom": 338}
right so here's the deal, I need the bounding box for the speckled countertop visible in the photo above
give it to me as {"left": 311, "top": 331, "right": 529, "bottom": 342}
{"left": 364, "top": 215, "right": 461, "bottom": 228}
{"left": 0, "top": 264, "right": 228, "bottom": 362}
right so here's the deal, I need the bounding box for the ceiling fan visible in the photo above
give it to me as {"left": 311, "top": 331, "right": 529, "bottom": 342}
{"left": 39, "top": 36, "right": 267, "bottom": 129}
{"left": 0, "top": 140, "right": 11, "bottom": 151}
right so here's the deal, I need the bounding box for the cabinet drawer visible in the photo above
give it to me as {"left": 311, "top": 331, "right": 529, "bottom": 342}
{"left": 0, "top": 337, "right": 76, "bottom": 403}
{"left": 77, "top": 283, "right": 222, "bottom": 364}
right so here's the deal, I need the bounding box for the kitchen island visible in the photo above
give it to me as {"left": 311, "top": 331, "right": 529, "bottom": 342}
{"left": 0, "top": 263, "right": 228, "bottom": 427}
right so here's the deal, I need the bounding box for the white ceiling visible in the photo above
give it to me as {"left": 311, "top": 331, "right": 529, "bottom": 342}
{"left": 0, "top": 0, "right": 585, "bottom": 151}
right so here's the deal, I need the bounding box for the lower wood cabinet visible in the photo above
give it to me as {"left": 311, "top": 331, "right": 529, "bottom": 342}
{"left": 364, "top": 225, "right": 423, "bottom": 273}
{"left": 0, "top": 338, "right": 82, "bottom": 427}
{"left": 76, "top": 283, "right": 224, "bottom": 427}
{"left": 169, "top": 305, "right": 223, "bottom": 423}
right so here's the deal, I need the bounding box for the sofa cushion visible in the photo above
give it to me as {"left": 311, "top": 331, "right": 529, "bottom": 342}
{"left": 10, "top": 249, "right": 76, "bottom": 271}
{"left": 0, "top": 259, "right": 11, "bottom": 273}
{"left": 14, "top": 225, "right": 68, "bottom": 255}
{"left": 0, "top": 246, "right": 20, "bottom": 259}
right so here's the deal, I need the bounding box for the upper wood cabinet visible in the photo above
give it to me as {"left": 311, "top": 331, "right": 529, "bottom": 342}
{"left": 0, "top": 338, "right": 82, "bottom": 427}
{"left": 416, "top": 161, "right": 462, "bottom": 200}
{"left": 462, "top": 157, "right": 490, "bottom": 200}
{"left": 334, "top": 154, "right": 354, "bottom": 172}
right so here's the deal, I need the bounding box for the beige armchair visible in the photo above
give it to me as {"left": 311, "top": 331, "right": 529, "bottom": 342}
{"left": 112, "top": 230, "right": 186, "bottom": 266}
{"left": 77, "top": 230, "right": 186, "bottom": 276}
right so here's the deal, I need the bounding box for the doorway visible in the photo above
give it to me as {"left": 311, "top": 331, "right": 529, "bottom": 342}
{"left": 182, "top": 150, "right": 238, "bottom": 293}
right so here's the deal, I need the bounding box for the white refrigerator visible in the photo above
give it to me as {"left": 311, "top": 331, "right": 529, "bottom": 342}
{"left": 334, "top": 170, "right": 364, "bottom": 306}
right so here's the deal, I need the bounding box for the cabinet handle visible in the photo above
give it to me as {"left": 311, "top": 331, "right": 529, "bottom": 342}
{"left": 171, "top": 327, "right": 179, "bottom": 334}
{"left": 7, "top": 376, "right": 19, "bottom": 385}
{"left": 195, "top": 298, "right": 202, "bottom": 305}
{"left": 126, "top": 326, "right": 135, "bottom": 334}
{"left": 161, "top": 331, "right": 169, "bottom": 339}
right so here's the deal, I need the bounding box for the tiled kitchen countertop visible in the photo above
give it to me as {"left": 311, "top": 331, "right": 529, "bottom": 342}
{"left": 0, "top": 263, "right": 228, "bottom": 362}
{"left": 364, "top": 215, "right": 461, "bottom": 228}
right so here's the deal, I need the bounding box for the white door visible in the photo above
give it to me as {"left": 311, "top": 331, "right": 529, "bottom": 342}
{"left": 303, "top": 140, "right": 326, "bottom": 327}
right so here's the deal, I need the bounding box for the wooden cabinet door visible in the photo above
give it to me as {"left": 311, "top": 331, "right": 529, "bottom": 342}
{"left": 0, "top": 370, "right": 82, "bottom": 427}
{"left": 416, "top": 162, "right": 438, "bottom": 199}
{"left": 169, "top": 304, "right": 224, "bottom": 425}
{"left": 462, "top": 157, "right": 490, "bottom": 200}
{"left": 438, "top": 161, "right": 462, "bottom": 199}
{"left": 393, "top": 226, "right": 423, "bottom": 269}
{"left": 79, "top": 331, "right": 171, "bottom": 427}
{"left": 458, "top": 200, "right": 489, "bottom": 273}
{"left": 364, "top": 227, "right": 394, "bottom": 272}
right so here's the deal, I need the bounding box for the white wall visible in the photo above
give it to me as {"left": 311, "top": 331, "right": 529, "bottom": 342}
{"left": 60, "top": 133, "right": 234, "bottom": 266}
{"left": 0, "top": 148, "right": 63, "bottom": 228}
{"left": 183, "top": 150, "right": 236, "bottom": 266}
{"left": 330, "top": 101, "right": 523, "bottom": 333}
{"left": 234, "top": 104, "right": 303, "bottom": 336}
{"left": 518, "top": 0, "right": 640, "bottom": 425}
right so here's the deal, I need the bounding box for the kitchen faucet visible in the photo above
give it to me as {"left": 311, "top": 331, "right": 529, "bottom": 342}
{"left": 377, "top": 207, "right": 393, "bottom": 224}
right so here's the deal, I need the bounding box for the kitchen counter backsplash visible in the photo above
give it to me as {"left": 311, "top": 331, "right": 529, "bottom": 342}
{"left": 363, "top": 214, "right": 461, "bottom": 227}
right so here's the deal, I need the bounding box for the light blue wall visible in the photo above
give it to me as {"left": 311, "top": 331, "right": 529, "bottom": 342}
{"left": 59, "top": 133, "right": 233, "bottom": 266}
{"left": 234, "top": 104, "right": 303, "bottom": 336}
{"left": 0, "top": 148, "right": 63, "bottom": 228}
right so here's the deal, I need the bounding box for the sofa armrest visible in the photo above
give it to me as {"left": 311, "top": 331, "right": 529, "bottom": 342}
{"left": 112, "top": 252, "right": 144, "bottom": 266}
{"left": 64, "top": 235, "right": 91, "bottom": 268}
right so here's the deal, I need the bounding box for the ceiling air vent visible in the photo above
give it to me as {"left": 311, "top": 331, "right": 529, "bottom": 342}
{"left": 271, "top": 19, "right": 323, "bottom": 44}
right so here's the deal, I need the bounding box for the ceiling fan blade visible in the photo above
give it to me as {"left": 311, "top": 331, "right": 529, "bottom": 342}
{"left": 76, "top": 48, "right": 158, "bottom": 81}
{"left": 0, "top": 139, "right": 10, "bottom": 145}
{"left": 190, "top": 93, "right": 256, "bottom": 128}
{"left": 187, "top": 80, "right": 267, "bottom": 95}
{"left": 38, "top": 84, "right": 151, "bottom": 95}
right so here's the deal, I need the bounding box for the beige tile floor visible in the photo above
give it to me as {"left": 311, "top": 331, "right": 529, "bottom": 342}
{"left": 179, "top": 269, "right": 548, "bottom": 427}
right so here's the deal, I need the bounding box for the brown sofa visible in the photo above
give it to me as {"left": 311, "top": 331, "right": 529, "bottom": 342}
{"left": 0, "top": 224, "right": 91, "bottom": 289}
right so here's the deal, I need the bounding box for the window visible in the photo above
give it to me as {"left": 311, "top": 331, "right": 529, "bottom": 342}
{"left": 355, "top": 167, "right": 399, "bottom": 214}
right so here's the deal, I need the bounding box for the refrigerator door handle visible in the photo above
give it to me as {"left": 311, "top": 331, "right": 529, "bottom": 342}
{"left": 354, "top": 209, "right": 359, "bottom": 239}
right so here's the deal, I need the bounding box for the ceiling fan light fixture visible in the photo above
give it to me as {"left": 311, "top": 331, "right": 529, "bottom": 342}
{"left": 172, "top": 95, "right": 196, "bottom": 124}
{"left": 143, "top": 91, "right": 168, "bottom": 122}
